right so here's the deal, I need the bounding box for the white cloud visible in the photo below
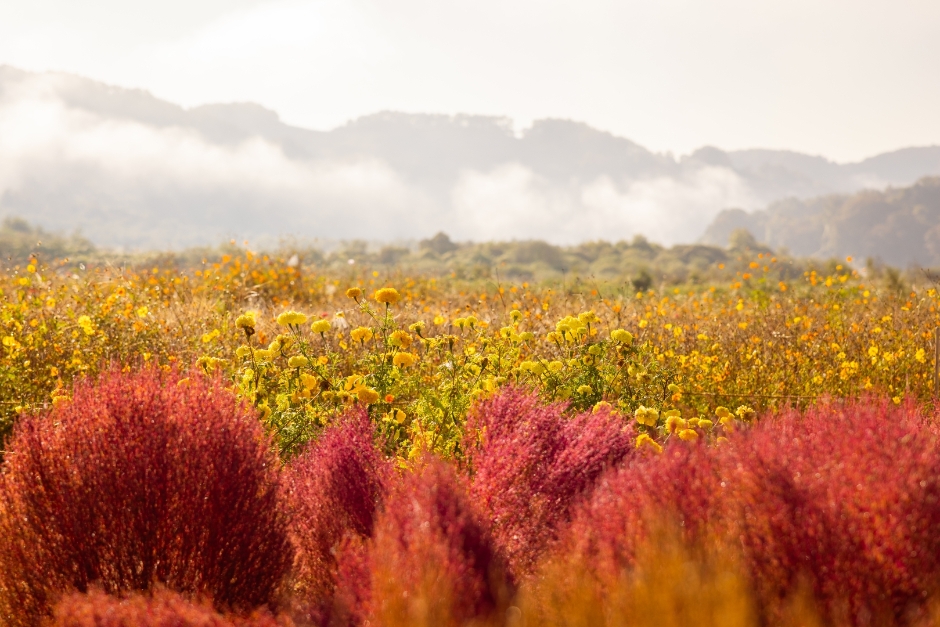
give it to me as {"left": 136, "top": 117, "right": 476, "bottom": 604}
{"left": 0, "top": 72, "right": 438, "bottom": 246}
{"left": 451, "top": 163, "right": 758, "bottom": 245}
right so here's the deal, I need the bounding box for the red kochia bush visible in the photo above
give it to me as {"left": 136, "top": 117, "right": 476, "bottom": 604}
{"left": 463, "top": 388, "right": 635, "bottom": 577}
{"left": 728, "top": 399, "right": 940, "bottom": 624}
{"left": 282, "top": 410, "right": 388, "bottom": 625}
{"left": 0, "top": 368, "right": 291, "bottom": 625}
{"left": 368, "top": 459, "right": 509, "bottom": 627}
{"left": 555, "top": 399, "right": 940, "bottom": 625}
{"left": 51, "top": 588, "right": 291, "bottom": 627}
{"left": 558, "top": 439, "right": 725, "bottom": 586}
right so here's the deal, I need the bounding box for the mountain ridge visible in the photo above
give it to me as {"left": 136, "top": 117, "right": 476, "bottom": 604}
{"left": 2, "top": 65, "right": 940, "bottom": 254}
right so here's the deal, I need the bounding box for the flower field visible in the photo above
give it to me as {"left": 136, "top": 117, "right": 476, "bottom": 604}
{"left": 3, "top": 248, "right": 940, "bottom": 625}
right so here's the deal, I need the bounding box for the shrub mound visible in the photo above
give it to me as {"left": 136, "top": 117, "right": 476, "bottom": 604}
{"left": 282, "top": 410, "right": 388, "bottom": 625}
{"left": 0, "top": 368, "right": 291, "bottom": 625}
{"left": 368, "top": 458, "right": 509, "bottom": 627}
{"left": 464, "top": 388, "right": 635, "bottom": 577}
{"left": 50, "top": 588, "right": 289, "bottom": 627}
{"left": 553, "top": 399, "right": 940, "bottom": 625}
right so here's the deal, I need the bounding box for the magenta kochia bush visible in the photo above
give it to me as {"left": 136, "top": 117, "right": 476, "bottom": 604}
{"left": 50, "top": 588, "right": 290, "bottom": 627}
{"left": 282, "top": 410, "right": 388, "bottom": 625}
{"left": 558, "top": 440, "right": 724, "bottom": 585}
{"left": 728, "top": 400, "right": 940, "bottom": 624}
{"left": 557, "top": 399, "right": 940, "bottom": 625}
{"left": 463, "top": 388, "right": 635, "bottom": 577}
{"left": 0, "top": 368, "right": 291, "bottom": 625}
{"left": 368, "top": 458, "right": 509, "bottom": 627}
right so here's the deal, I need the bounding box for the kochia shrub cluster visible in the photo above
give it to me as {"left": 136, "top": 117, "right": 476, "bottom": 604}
{"left": 50, "top": 588, "right": 289, "bottom": 627}
{"left": 549, "top": 398, "right": 940, "bottom": 625}
{"left": 0, "top": 368, "right": 291, "bottom": 625}
{"left": 7, "top": 371, "right": 940, "bottom": 627}
{"left": 367, "top": 458, "right": 509, "bottom": 627}
{"left": 281, "top": 410, "right": 388, "bottom": 625}
{"left": 464, "top": 388, "right": 635, "bottom": 577}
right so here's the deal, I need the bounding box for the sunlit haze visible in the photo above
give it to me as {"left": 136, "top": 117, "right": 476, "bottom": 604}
{"left": 2, "top": 0, "right": 940, "bottom": 161}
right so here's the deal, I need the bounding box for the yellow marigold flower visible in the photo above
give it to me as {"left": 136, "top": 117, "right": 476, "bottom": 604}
{"left": 735, "top": 405, "right": 756, "bottom": 421}
{"left": 357, "top": 387, "right": 380, "bottom": 404}
{"left": 667, "top": 383, "right": 681, "bottom": 394}
{"left": 916, "top": 348, "right": 927, "bottom": 364}
{"left": 77, "top": 315, "right": 95, "bottom": 336}
{"left": 409, "top": 321, "right": 426, "bottom": 334}
{"left": 510, "top": 309, "right": 523, "bottom": 323}
{"left": 389, "top": 330, "right": 413, "bottom": 348}
{"left": 235, "top": 312, "right": 257, "bottom": 332}
{"left": 634, "top": 405, "right": 659, "bottom": 426}
{"left": 578, "top": 311, "right": 599, "bottom": 324}
{"left": 665, "top": 414, "right": 687, "bottom": 434}
{"left": 433, "top": 315, "right": 446, "bottom": 325}
{"left": 678, "top": 429, "right": 699, "bottom": 441}
{"left": 346, "top": 287, "right": 363, "bottom": 300}
{"left": 548, "top": 360, "right": 564, "bottom": 373}
{"left": 51, "top": 395, "right": 69, "bottom": 407}
{"left": 698, "top": 419, "right": 714, "bottom": 430}
{"left": 519, "top": 360, "right": 545, "bottom": 375}
{"left": 636, "top": 433, "right": 663, "bottom": 454}
{"left": 136, "top": 306, "right": 148, "bottom": 318}
{"left": 253, "top": 349, "right": 273, "bottom": 361}
{"left": 393, "top": 352, "right": 416, "bottom": 367}
{"left": 311, "top": 319, "right": 331, "bottom": 334}
{"left": 277, "top": 311, "right": 308, "bottom": 327}
{"left": 350, "top": 327, "right": 374, "bottom": 343}
{"left": 611, "top": 329, "right": 633, "bottom": 344}
{"left": 576, "top": 384, "right": 593, "bottom": 395}
{"left": 374, "top": 287, "right": 401, "bottom": 305}
{"left": 235, "top": 345, "right": 251, "bottom": 359}
{"left": 715, "top": 406, "right": 733, "bottom": 420}
{"left": 593, "top": 401, "right": 612, "bottom": 414}
{"left": 300, "top": 373, "right": 318, "bottom": 389}
{"left": 393, "top": 409, "right": 407, "bottom": 424}
{"left": 288, "top": 355, "right": 309, "bottom": 368}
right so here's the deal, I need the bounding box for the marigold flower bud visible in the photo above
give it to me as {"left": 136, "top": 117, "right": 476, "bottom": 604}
{"left": 288, "top": 356, "right": 309, "bottom": 368}
{"left": 310, "top": 319, "right": 331, "bottom": 334}
{"left": 374, "top": 287, "right": 401, "bottom": 304}
{"left": 636, "top": 433, "right": 663, "bottom": 454}
{"left": 276, "top": 311, "right": 307, "bottom": 327}
{"left": 357, "top": 388, "right": 380, "bottom": 404}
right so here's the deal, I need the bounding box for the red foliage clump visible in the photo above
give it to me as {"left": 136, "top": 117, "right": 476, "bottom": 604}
{"left": 558, "top": 439, "right": 725, "bottom": 586}
{"left": 368, "top": 458, "right": 509, "bottom": 627}
{"left": 0, "top": 368, "right": 291, "bottom": 625}
{"left": 554, "top": 398, "right": 940, "bottom": 625}
{"left": 50, "top": 588, "right": 291, "bottom": 627}
{"left": 281, "top": 410, "right": 388, "bottom": 625}
{"left": 727, "top": 399, "right": 940, "bottom": 624}
{"left": 463, "top": 388, "right": 635, "bottom": 577}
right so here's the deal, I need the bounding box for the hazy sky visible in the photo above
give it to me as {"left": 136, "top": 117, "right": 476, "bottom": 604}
{"left": 1, "top": 0, "right": 939, "bottom": 162}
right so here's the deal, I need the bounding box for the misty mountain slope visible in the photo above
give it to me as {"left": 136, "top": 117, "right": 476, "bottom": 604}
{"left": 2, "top": 65, "right": 940, "bottom": 251}
{"left": 701, "top": 176, "right": 940, "bottom": 267}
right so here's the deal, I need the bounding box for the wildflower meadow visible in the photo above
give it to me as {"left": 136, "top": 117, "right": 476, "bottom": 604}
{"left": 3, "top": 246, "right": 940, "bottom": 625}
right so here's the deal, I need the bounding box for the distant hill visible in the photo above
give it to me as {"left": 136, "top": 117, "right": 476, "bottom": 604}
{"left": 701, "top": 177, "right": 940, "bottom": 267}
{"left": 2, "top": 65, "right": 940, "bottom": 251}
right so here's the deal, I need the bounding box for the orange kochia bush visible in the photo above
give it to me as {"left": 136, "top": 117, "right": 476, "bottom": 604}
{"left": 0, "top": 368, "right": 291, "bottom": 625}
